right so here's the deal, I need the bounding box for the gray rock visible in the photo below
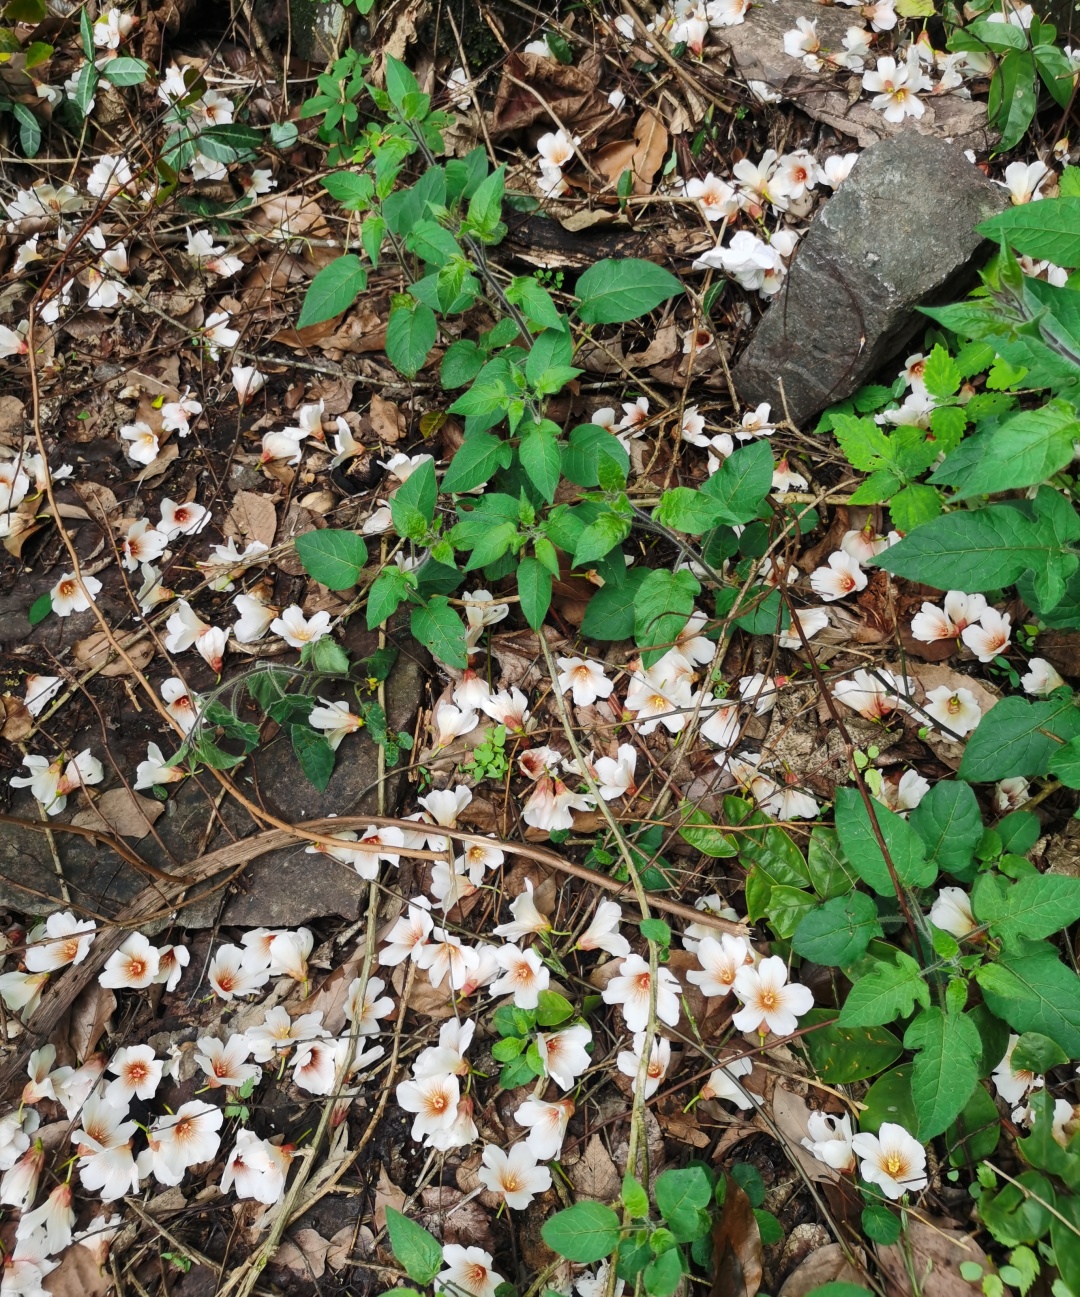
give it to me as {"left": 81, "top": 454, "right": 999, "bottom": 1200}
{"left": 732, "top": 134, "right": 1008, "bottom": 427}
{"left": 710, "top": 0, "right": 994, "bottom": 151}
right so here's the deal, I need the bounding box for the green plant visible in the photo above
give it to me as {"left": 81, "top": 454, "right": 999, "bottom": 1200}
{"left": 492, "top": 992, "right": 577, "bottom": 1089}
{"left": 462, "top": 723, "right": 509, "bottom": 782}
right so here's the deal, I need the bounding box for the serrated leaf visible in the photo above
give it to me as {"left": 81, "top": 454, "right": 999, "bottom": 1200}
{"left": 290, "top": 725, "right": 336, "bottom": 791}
{"left": 839, "top": 951, "right": 931, "bottom": 1027}
{"left": 574, "top": 258, "right": 683, "bottom": 324}
{"left": 922, "top": 344, "right": 961, "bottom": 400}
{"left": 298, "top": 255, "right": 367, "bottom": 328}
{"left": 294, "top": 530, "right": 368, "bottom": 589}
{"left": 792, "top": 892, "right": 882, "bottom": 966}
{"left": 904, "top": 1007, "right": 981, "bottom": 1138}
{"left": 834, "top": 787, "right": 936, "bottom": 896}
{"left": 410, "top": 596, "right": 467, "bottom": 668}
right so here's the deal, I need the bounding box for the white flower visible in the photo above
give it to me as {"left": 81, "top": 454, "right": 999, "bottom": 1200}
{"left": 245, "top": 1005, "right": 328, "bottom": 1062}
{"left": 515, "top": 1096, "right": 573, "bottom": 1160}
{"left": 160, "top": 388, "right": 203, "bottom": 434}
{"left": 706, "top": 0, "right": 750, "bottom": 25}
{"left": 478, "top": 1143, "right": 552, "bottom": 1209}
{"left": 431, "top": 703, "right": 480, "bottom": 747}
{"left": 24, "top": 910, "right": 95, "bottom": 973}
{"left": 231, "top": 366, "right": 265, "bottom": 405}
{"left": 773, "top": 458, "right": 809, "bottom": 492}
{"left": 208, "top": 944, "right": 269, "bottom": 1000}
{"left": 818, "top": 152, "right": 859, "bottom": 187}
{"left": 992, "top": 1033, "right": 1044, "bottom": 1107}
{"left": 536, "top": 1023, "right": 593, "bottom": 1089}
{"left": 415, "top": 928, "right": 480, "bottom": 990}
{"left": 138, "top": 564, "right": 173, "bottom": 614}
{"left": 999, "top": 160, "right": 1050, "bottom": 204}
{"left": 701, "top": 1056, "right": 758, "bottom": 1109}
{"left": 232, "top": 593, "right": 277, "bottom": 643}
{"left": 783, "top": 16, "right": 822, "bottom": 67}
{"left": 801, "top": 1111, "right": 856, "bottom": 1171}
{"left": 961, "top": 607, "right": 1011, "bottom": 662}
{"left": 106, "top": 1045, "right": 163, "bottom": 1104}
{"left": 876, "top": 769, "right": 930, "bottom": 814}
{"left": 195, "top": 1034, "right": 261, "bottom": 1088}
{"left": 22, "top": 675, "right": 62, "bottom": 718}
{"left": 994, "top": 777, "right": 1029, "bottom": 814}
{"left": 0, "top": 322, "right": 29, "bottom": 360}
{"left": 50, "top": 571, "right": 101, "bottom": 616}
{"left": 437, "top": 1246, "right": 504, "bottom": 1297}
{"left": 397, "top": 1072, "right": 461, "bottom": 1141}
{"left": 625, "top": 670, "right": 695, "bottom": 736}
{"left": 862, "top": 53, "right": 929, "bottom": 123}
{"left": 616, "top": 1030, "right": 671, "bottom": 1098}
{"left": 463, "top": 589, "right": 510, "bottom": 650}
{"left": 99, "top": 933, "right": 160, "bottom": 989}
{"left": 0, "top": 1112, "right": 37, "bottom": 1173}
{"left": 141, "top": 1102, "right": 222, "bottom": 1184}
{"left": 619, "top": 396, "right": 650, "bottom": 434}
{"left": 379, "top": 898, "right": 434, "bottom": 966}
{"left": 685, "top": 172, "right": 739, "bottom": 220}
{"left": 777, "top": 607, "right": 829, "bottom": 650}
{"left": 810, "top": 550, "right": 868, "bottom": 601}
{"left": 922, "top": 685, "right": 982, "bottom": 738}
{"left": 491, "top": 943, "right": 550, "bottom": 1009}
{"left": 537, "top": 129, "right": 579, "bottom": 169}
{"left": 87, "top": 154, "right": 133, "bottom": 201}
{"left": 732, "top": 955, "right": 814, "bottom": 1037}
{"left": 307, "top": 699, "right": 363, "bottom": 750}
{"left": 159, "top": 497, "right": 210, "bottom": 538}
{"left": 592, "top": 744, "right": 637, "bottom": 801}
{"left": 3, "top": 1225, "right": 58, "bottom": 1295}
{"left": 578, "top": 900, "right": 630, "bottom": 956}
{"left": 928, "top": 886, "right": 976, "bottom": 939}
{"left": 833, "top": 668, "right": 913, "bottom": 721}
{"left": 686, "top": 933, "right": 753, "bottom": 998}
{"left": 557, "top": 656, "right": 614, "bottom": 707}
{"left": 16, "top": 1181, "right": 74, "bottom": 1255}
{"left": 0, "top": 971, "right": 48, "bottom": 1018}
{"left": 271, "top": 605, "right": 332, "bottom": 648}
{"left": 910, "top": 601, "right": 959, "bottom": 642}
{"left": 1021, "top": 657, "right": 1065, "bottom": 696}
{"left": 121, "top": 519, "right": 167, "bottom": 571}
{"left": 773, "top": 150, "right": 818, "bottom": 202}
{"left": 458, "top": 837, "right": 505, "bottom": 884}
{"left": 161, "top": 677, "right": 198, "bottom": 733}
{"left": 221, "top": 1129, "right": 290, "bottom": 1203}
{"left": 154, "top": 943, "right": 189, "bottom": 992}
{"left": 493, "top": 878, "right": 552, "bottom": 939}
{"left": 201, "top": 310, "right": 239, "bottom": 358}
{"left": 602, "top": 954, "right": 682, "bottom": 1032}
{"left": 850, "top": 1123, "right": 927, "bottom": 1199}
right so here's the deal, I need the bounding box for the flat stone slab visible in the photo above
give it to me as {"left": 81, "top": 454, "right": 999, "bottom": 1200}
{"left": 710, "top": 0, "right": 995, "bottom": 152}
{"left": 732, "top": 133, "right": 1008, "bottom": 427}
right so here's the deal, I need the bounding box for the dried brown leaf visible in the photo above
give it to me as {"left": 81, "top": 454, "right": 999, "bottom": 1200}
{"left": 44, "top": 1232, "right": 113, "bottom": 1297}
{"left": 67, "top": 984, "right": 115, "bottom": 1059}
{"left": 779, "top": 1244, "right": 867, "bottom": 1297}
{"left": 564, "top": 1134, "right": 621, "bottom": 1202}
{"left": 629, "top": 109, "right": 668, "bottom": 194}
{"left": 225, "top": 490, "right": 278, "bottom": 549}
{"left": 70, "top": 787, "right": 165, "bottom": 840}
{"left": 877, "top": 1220, "right": 988, "bottom": 1297}
{"left": 274, "top": 1228, "right": 330, "bottom": 1280}
{"left": 73, "top": 632, "right": 155, "bottom": 677}
{"left": 712, "top": 1174, "right": 763, "bottom": 1297}
{"left": 370, "top": 393, "right": 406, "bottom": 443}
{"left": 419, "top": 1186, "right": 495, "bottom": 1250}
{"left": 0, "top": 697, "right": 32, "bottom": 742}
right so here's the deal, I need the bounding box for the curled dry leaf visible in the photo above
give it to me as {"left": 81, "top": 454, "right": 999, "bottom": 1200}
{"left": 779, "top": 1243, "right": 868, "bottom": 1297}
{"left": 420, "top": 1185, "right": 496, "bottom": 1251}
{"left": 712, "top": 1174, "right": 764, "bottom": 1297}
{"left": 326, "top": 1223, "right": 374, "bottom": 1270}
{"left": 274, "top": 1227, "right": 331, "bottom": 1280}
{"left": 66, "top": 983, "right": 116, "bottom": 1059}
{"left": 74, "top": 631, "right": 156, "bottom": 677}
{"left": 877, "top": 1220, "right": 989, "bottom": 1297}
{"left": 39, "top": 1228, "right": 114, "bottom": 1297}
{"left": 594, "top": 109, "right": 669, "bottom": 195}
{"left": 370, "top": 393, "right": 406, "bottom": 443}
{"left": 70, "top": 787, "right": 165, "bottom": 840}
{"left": 769, "top": 1085, "right": 839, "bottom": 1184}
{"left": 0, "top": 696, "right": 32, "bottom": 742}
{"left": 225, "top": 490, "right": 278, "bottom": 550}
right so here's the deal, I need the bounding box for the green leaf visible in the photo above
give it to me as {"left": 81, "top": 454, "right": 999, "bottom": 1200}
{"left": 541, "top": 1202, "right": 621, "bottom": 1263}
{"left": 573, "top": 511, "right": 631, "bottom": 568}
{"left": 634, "top": 569, "right": 699, "bottom": 668}
{"left": 536, "top": 989, "right": 574, "bottom": 1027}
{"left": 581, "top": 570, "right": 648, "bottom": 640}
{"left": 517, "top": 557, "right": 552, "bottom": 631}
{"left": 698, "top": 440, "right": 773, "bottom": 525}
{"left": 290, "top": 725, "right": 336, "bottom": 791}
{"left": 978, "top": 196, "right": 1080, "bottom": 269}
{"left": 834, "top": 788, "right": 936, "bottom": 896}
{"left": 622, "top": 1174, "right": 649, "bottom": 1218}
{"left": 386, "top": 299, "right": 437, "bottom": 379}
{"left": 922, "top": 344, "right": 961, "bottom": 400}
{"left": 442, "top": 432, "right": 511, "bottom": 492}
{"left": 384, "top": 54, "right": 421, "bottom": 110}
{"left": 974, "top": 873, "right": 1080, "bottom": 947}
{"left": 904, "top": 1007, "right": 981, "bottom": 1138}
{"left": 909, "top": 780, "right": 984, "bottom": 878}
{"left": 654, "top": 1167, "right": 712, "bottom": 1242}
{"left": 861, "top": 1206, "right": 901, "bottom": 1245}
{"left": 362, "top": 215, "right": 386, "bottom": 268}
{"left": 4, "top": 0, "right": 46, "bottom": 19}
{"left": 466, "top": 166, "right": 506, "bottom": 243}
{"left": 563, "top": 424, "right": 630, "bottom": 488}
{"left": 100, "top": 57, "right": 150, "bottom": 86}
{"left": 410, "top": 596, "right": 467, "bottom": 668}
{"left": 574, "top": 258, "right": 683, "bottom": 324}
{"left": 519, "top": 420, "right": 562, "bottom": 502}
{"left": 28, "top": 593, "right": 51, "bottom": 626}
{"left": 792, "top": 893, "right": 882, "bottom": 966}
{"left": 643, "top": 1247, "right": 684, "bottom": 1297}
{"left": 832, "top": 412, "right": 893, "bottom": 472}
{"left": 385, "top": 1208, "right": 443, "bottom": 1285}
{"left": 980, "top": 940, "right": 1080, "bottom": 1057}
{"left": 294, "top": 530, "right": 368, "bottom": 589}
{"left": 989, "top": 49, "right": 1037, "bottom": 152}
{"left": 1050, "top": 735, "right": 1080, "bottom": 787}
{"left": 390, "top": 459, "right": 438, "bottom": 541}
{"left": 948, "top": 403, "right": 1080, "bottom": 498}
{"left": 959, "top": 696, "right": 1080, "bottom": 781}
{"left": 839, "top": 951, "right": 931, "bottom": 1028}
{"left": 507, "top": 276, "right": 563, "bottom": 330}
{"left": 888, "top": 484, "right": 941, "bottom": 532}
{"left": 859, "top": 1065, "right": 917, "bottom": 1133}
{"left": 800, "top": 1010, "right": 902, "bottom": 1083}
{"left": 367, "top": 567, "right": 412, "bottom": 628}
{"left": 440, "top": 340, "right": 485, "bottom": 391}
{"left": 13, "top": 104, "right": 40, "bottom": 158}
{"left": 1011, "top": 1031, "right": 1069, "bottom": 1074}
{"left": 946, "top": 1081, "right": 1001, "bottom": 1166}
{"left": 806, "top": 827, "right": 858, "bottom": 899}
{"left": 678, "top": 803, "right": 738, "bottom": 858}
{"left": 194, "top": 123, "right": 263, "bottom": 164}
{"left": 298, "top": 255, "right": 368, "bottom": 328}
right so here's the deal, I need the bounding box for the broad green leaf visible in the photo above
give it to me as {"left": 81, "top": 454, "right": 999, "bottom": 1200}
{"left": 1011, "top": 1031, "right": 1069, "bottom": 1074}
{"left": 909, "top": 780, "right": 984, "bottom": 878}
{"left": 989, "top": 49, "right": 1037, "bottom": 152}
{"left": 678, "top": 803, "right": 738, "bottom": 858}
{"left": 188, "top": 123, "right": 261, "bottom": 163}
{"left": 386, "top": 298, "right": 437, "bottom": 378}
{"left": 859, "top": 1065, "right": 917, "bottom": 1133}
{"left": 541, "top": 1202, "right": 621, "bottom": 1263}
{"left": 800, "top": 1010, "right": 903, "bottom": 1083}
{"left": 573, "top": 511, "right": 631, "bottom": 568}
{"left": 519, "top": 420, "right": 562, "bottom": 502}
{"left": 634, "top": 568, "right": 699, "bottom": 668}
{"left": 385, "top": 1208, "right": 443, "bottom": 1284}
{"left": 466, "top": 166, "right": 506, "bottom": 243}
{"left": 390, "top": 459, "right": 437, "bottom": 541}
{"left": 290, "top": 725, "right": 336, "bottom": 791}
{"left": 978, "top": 196, "right": 1080, "bottom": 269}
{"left": 904, "top": 1007, "right": 981, "bottom": 1138}
{"left": 410, "top": 596, "right": 468, "bottom": 668}
{"left": 643, "top": 1247, "right": 685, "bottom": 1297}
{"left": 654, "top": 487, "right": 726, "bottom": 535}
{"left": 536, "top": 989, "right": 574, "bottom": 1026}
{"left": 100, "top": 56, "right": 149, "bottom": 86}
{"left": 947, "top": 403, "right": 1080, "bottom": 498}
{"left": 946, "top": 1082, "right": 1001, "bottom": 1167}
{"left": 698, "top": 440, "right": 773, "bottom": 525}
{"left": 440, "top": 340, "right": 485, "bottom": 390}
{"left": 792, "top": 893, "right": 882, "bottom": 966}
{"left": 1050, "top": 735, "right": 1080, "bottom": 787}
{"left": 834, "top": 787, "right": 936, "bottom": 896}
{"left": 28, "top": 593, "right": 51, "bottom": 626}
{"left": 298, "top": 255, "right": 368, "bottom": 328}
{"left": 507, "top": 275, "right": 563, "bottom": 330}
{"left": 622, "top": 1173, "right": 649, "bottom": 1218}
{"left": 979, "top": 940, "right": 1080, "bottom": 1057}
{"left": 574, "top": 258, "right": 683, "bottom": 324}
{"left": 517, "top": 557, "right": 552, "bottom": 631}
{"left": 366, "top": 567, "right": 412, "bottom": 628}
{"left": 959, "top": 695, "right": 1080, "bottom": 781}
{"left": 581, "top": 570, "right": 648, "bottom": 640}
{"left": 888, "top": 484, "right": 941, "bottom": 532}
{"left": 562, "top": 423, "right": 629, "bottom": 488}
{"left": 655, "top": 1167, "right": 712, "bottom": 1243}
{"left": 974, "top": 873, "right": 1080, "bottom": 947}
{"left": 839, "top": 951, "right": 931, "bottom": 1028}
{"left": 441, "top": 432, "right": 511, "bottom": 492}
{"left": 321, "top": 171, "right": 375, "bottom": 210}
{"left": 806, "top": 827, "right": 858, "bottom": 899}
{"left": 294, "top": 530, "right": 368, "bottom": 590}
{"left": 922, "top": 344, "right": 961, "bottom": 400}
{"left": 384, "top": 54, "right": 421, "bottom": 110}
{"left": 405, "top": 219, "right": 462, "bottom": 267}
